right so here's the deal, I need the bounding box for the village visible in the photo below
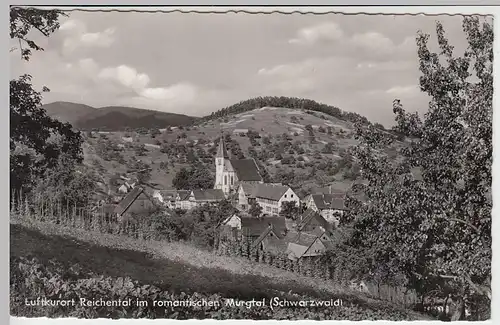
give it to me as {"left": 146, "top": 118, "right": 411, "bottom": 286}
{"left": 107, "top": 136, "right": 351, "bottom": 262}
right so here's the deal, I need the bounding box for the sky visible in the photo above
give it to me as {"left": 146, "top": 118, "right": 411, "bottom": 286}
{"left": 9, "top": 9, "right": 478, "bottom": 126}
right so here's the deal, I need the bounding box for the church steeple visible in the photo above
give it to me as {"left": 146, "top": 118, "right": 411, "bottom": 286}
{"left": 216, "top": 136, "right": 229, "bottom": 159}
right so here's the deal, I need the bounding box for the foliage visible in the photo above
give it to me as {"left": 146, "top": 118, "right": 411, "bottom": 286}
{"left": 32, "top": 155, "right": 98, "bottom": 208}
{"left": 10, "top": 8, "right": 83, "bottom": 195}
{"left": 348, "top": 17, "right": 492, "bottom": 321}
{"left": 172, "top": 166, "right": 214, "bottom": 190}
{"left": 186, "top": 200, "right": 237, "bottom": 248}
{"left": 248, "top": 201, "right": 263, "bottom": 217}
{"left": 280, "top": 201, "right": 299, "bottom": 220}
{"left": 10, "top": 255, "right": 421, "bottom": 320}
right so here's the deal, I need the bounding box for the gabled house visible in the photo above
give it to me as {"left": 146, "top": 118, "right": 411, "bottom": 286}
{"left": 114, "top": 186, "right": 158, "bottom": 222}
{"left": 304, "top": 193, "right": 347, "bottom": 226}
{"left": 285, "top": 230, "right": 336, "bottom": 261}
{"left": 238, "top": 183, "right": 300, "bottom": 215}
{"left": 117, "top": 181, "right": 136, "bottom": 194}
{"left": 218, "top": 213, "right": 287, "bottom": 244}
{"left": 297, "top": 208, "right": 335, "bottom": 234}
{"left": 187, "top": 189, "right": 225, "bottom": 209}
{"left": 240, "top": 215, "right": 287, "bottom": 240}
{"left": 152, "top": 190, "right": 178, "bottom": 209}
{"left": 175, "top": 190, "right": 192, "bottom": 210}
{"left": 251, "top": 223, "right": 288, "bottom": 255}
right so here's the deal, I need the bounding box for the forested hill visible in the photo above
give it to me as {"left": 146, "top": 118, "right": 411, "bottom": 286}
{"left": 201, "top": 96, "right": 371, "bottom": 126}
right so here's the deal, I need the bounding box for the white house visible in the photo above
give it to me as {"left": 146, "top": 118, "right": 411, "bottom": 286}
{"left": 152, "top": 190, "right": 178, "bottom": 209}
{"left": 175, "top": 190, "right": 192, "bottom": 210}
{"left": 117, "top": 181, "right": 136, "bottom": 194}
{"left": 214, "top": 137, "right": 263, "bottom": 195}
{"left": 186, "top": 189, "right": 225, "bottom": 210}
{"left": 238, "top": 183, "right": 300, "bottom": 216}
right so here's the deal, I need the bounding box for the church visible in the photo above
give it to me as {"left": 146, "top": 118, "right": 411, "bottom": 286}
{"left": 214, "top": 137, "right": 263, "bottom": 195}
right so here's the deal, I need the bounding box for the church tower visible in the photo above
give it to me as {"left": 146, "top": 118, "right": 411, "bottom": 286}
{"left": 214, "top": 136, "right": 229, "bottom": 191}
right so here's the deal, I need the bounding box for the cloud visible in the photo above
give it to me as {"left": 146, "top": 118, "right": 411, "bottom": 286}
{"left": 94, "top": 63, "right": 199, "bottom": 108}
{"left": 350, "top": 32, "right": 415, "bottom": 57}
{"left": 385, "top": 85, "right": 420, "bottom": 96}
{"left": 59, "top": 19, "right": 116, "bottom": 54}
{"left": 98, "top": 65, "right": 150, "bottom": 91}
{"left": 257, "top": 60, "right": 318, "bottom": 78}
{"left": 289, "top": 22, "right": 344, "bottom": 45}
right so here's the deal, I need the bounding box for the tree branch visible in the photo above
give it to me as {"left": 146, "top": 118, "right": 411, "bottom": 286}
{"left": 437, "top": 215, "right": 481, "bottom": 234}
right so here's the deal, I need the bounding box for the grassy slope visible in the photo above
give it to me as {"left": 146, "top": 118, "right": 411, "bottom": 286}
{"left": 10, "top": 220, "right": 430, "bottom": 320}
{"left": 83, "top": 107, "right": 400, "bottom": 193}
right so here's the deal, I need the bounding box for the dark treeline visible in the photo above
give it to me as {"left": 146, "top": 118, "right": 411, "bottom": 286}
{"left": 201, "top": 96, "right": 371, "bottom": 126}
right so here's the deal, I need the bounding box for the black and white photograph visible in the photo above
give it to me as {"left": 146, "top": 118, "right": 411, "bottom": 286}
{"left": 9, "top": 5, "right": 493, "bottom": 321}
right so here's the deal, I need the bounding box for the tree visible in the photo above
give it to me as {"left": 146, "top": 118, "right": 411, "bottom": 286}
{"left": 280, "top": 201, "right": 299, "bottom": 220}
{"left": 172, "top": 166, "right": 214, "bottom": 190}
{"left": 34, "top": 154, "right": 97, "bottom": 209}
{"left": 187, "top": 200, "right": 236, "bottom": 248}
{"left": 135, "top": 144, "right": 147, "bottom": 156}
{"left": 10, "top": 8, "right": 83, "bottom": 195}
{"left": 248, "top": 201, "right": 263, "bottom": 217}
{"left": 348, "top": 17, "right": 492, "bottom": 320}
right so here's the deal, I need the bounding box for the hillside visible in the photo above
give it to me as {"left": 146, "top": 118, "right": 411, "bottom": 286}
{"left": 81, "top": 105, "right": 402, "bottom": 199}
{"left": 42, "top": 101, "right": 197, "bottom": 131}
{"left": 201, "top": 96, "right": 373, "bottom": 127}
{"left": 42, "top": 101, "right": 97, "bottom": 124}
{"left": 10, "top": 222, "right": 429, "bottom": 320}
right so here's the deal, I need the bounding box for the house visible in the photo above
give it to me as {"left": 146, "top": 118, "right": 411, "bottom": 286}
{"left": 175, "top": 190, "right": 191, "bottom": 210}
{"left": 152, "top": 190, "right": 178, "bottom": 209}
{"left": 285, "top": 230, "right": 336, "bottom": 261}
{"left": 114, "top": 187, "right": 158, "bottom": 222}
{"left": 214, "top": 137, "right": 263, "bottom": 195}
{"left": 218, "top": 213, "right": 287, "bottom": 244}
{"left": 238, "top": 183, "right": 300, "bottom": 215}
{"left": 304, "top": 193, "right": 347, "bottom": 226}
{"left": 297, "top": 208, "right": 335, "bottom": 234}
{"left": 241, "top": 215, "right": 287, "bottom": 240}
{"left": 251, "top": 223, "right": 288, "bottom": 255}
{"left": 233, "top": 128, "right": 249, "bottom": 135}
{"left": 186, "top": 189, "right": 225, "bottom": 209}
{"left": 117, "top": 181, "right": 136, "bottom": 194}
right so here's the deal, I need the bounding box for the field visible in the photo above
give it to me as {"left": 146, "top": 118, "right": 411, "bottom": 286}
{"left": 10, "top": 219, "right": 430, "bottom": 320}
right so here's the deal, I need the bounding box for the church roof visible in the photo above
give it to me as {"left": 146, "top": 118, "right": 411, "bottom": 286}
{"left": 229, "top": 159, "right": 262, "bottom": 182}
{"left": 216, "top": 137, "right": 229, "bottom": 159}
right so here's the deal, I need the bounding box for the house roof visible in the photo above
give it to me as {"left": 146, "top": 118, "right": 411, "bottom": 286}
{"left": 114, "top": 187, "right": 152, "bottom": 216}
{"left": 253, "top": 183, "right": 290, "bottom": 201}
{"left": 192, "top": 189, "right": 225, "bottom": 201}
{"left": 155, "top": 190, "right": 178, "bottom": 200}
{"left": 229, "top": 159, "right": 263, "bottom": 182}
{"left": 176, "top": 190, "right": 191, "bottom": 200}
{"left": 261, "top": 235, "right": 289, "bottom": 255}
{"left": 311, "top": 193, "right": 346, "bottom": 210}
{"left": 216, "top": 137, "right": 229, "bottom": 159}
{"left": 297, "top": 208, "right": 334, "bottom": 233}
{"left": 287, "top": 242, "right": 310, "bottom": 260}
{"left": 240, "top": 183, "right": 258, "bottom": 196}
{"left": 240, "top": 216, "right": 286, "bottom": 237}
{"left": 284, "top": 230, "right": 318, "bottom": 247}
{"left": 251, "top": 224, "right": 284, "bottom": 249}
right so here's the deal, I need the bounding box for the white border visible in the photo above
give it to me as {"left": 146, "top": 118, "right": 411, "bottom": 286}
{"left": 7, "top": 5, "right": 498, "bottom": 325}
